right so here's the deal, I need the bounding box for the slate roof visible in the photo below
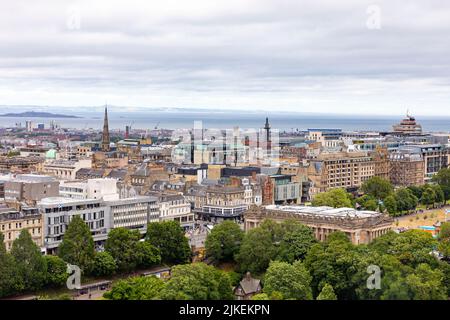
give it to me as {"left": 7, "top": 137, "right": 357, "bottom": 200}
{"left": 238, "top": 272, "right": 261, "bottom": 295}
{"left": 107, "top": 169, "right": 127, "bottom": 181}
{"left": 133, "top": 163, "right": 149, "bottom": 177}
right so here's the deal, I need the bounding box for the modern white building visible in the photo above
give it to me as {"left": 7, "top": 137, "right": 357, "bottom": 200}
{"left": 105, "top": 196, "right": 159, "bottom": 234}
{"left": 59, "top": 178, "right": 119, "bottom": 201}
{"left": 39, "top": 197, "right": 109, "bottom": 253}
{"left": 39, "top": 193, "right": 161, "bottom": 252}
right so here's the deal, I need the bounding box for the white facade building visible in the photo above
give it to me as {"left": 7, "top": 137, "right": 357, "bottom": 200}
{"left": 105, "top": 196, "right": 159, "bottom": 234}
{"left": 39, "top": 197, "right": 109, "bottom": 253}
{"left": 157, "top": 194, "right": 194, "bottom": 230}
{"left": 60, "top": 178, "right": 119, "bottom": 201}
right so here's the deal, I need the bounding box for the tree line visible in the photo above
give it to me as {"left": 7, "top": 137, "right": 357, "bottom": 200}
{"left": 0, "top": 216, "right": 191, "bottom": 298}
{"left": 106, "top": 217, "right": 450, "bottom": 300}
{"left": 206, "top": 219, "right": 450, "bottom": 300}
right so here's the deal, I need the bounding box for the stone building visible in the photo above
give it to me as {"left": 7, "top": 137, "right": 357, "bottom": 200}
{"left": 147, "top": 192, "right": 194, "bottom": 230}
{"left": 389, "top": 149, "right": 425, "bottom": 186}
{"left": 307, "top": 129, "right": 343, "bottom": 149}
{"left": 370, "top": 146, "right": 390, "bottom": 180}
{"left": 0, "top": 204, "right": 43, "bottom": 251}
{"left": 256, "top": 174, "right": 274, "bottom": 205}
{"left": 0, "top": 156, "right": 44, "bottom": 174}
{"left": 43, "top": 159, "right": 92, "bottom": 180}
{"left": 130, "top": 163, "right": 169, "bottom": 191}
{"left": 244, "top": 205, "right": 393, "bottom": 245}
{"left": 308, "top": 151, "right": 375, "bottom": 196}
{"left": 397, "top": 144, "right": 449, "bottom": 182}
{"left": 195, "top": 185, "right": 250, "bottom": 223}
{"left": 3, "top": 174, "right": 59, "bottom": 205}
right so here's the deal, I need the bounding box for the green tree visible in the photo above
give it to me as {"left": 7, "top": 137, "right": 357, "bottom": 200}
{"left": 251, "top": 293, "right": 269, "bottom": 300}
{"left": 105, "top": 228, "right": 141, "bottom": 272}
{"left": 259, "top": 219, "right": 285, "bottom": 241}
{"left": 226, "top": 271, "right": 242, "bottom": 287}
{"left": 58, "top": 215, "right": 95, "bottom": 273}
{"left": 394, "top": 188, "right": 418, "bottom": 214}
{"left": 438, "top": 239, "right": 450, "bottom": 260}
{"left": 370, "top": 230, "right": 438, "bottom": 267}
{"left": 433, "top": 168, "right": 450, "bottom": 201}
{"left": 104, "top": 275, "right": 165, "bottom": 300}
{"left": 146, "top": 221, "right": 191, "bottom": 264}
{"left": 439, "top": 222, "right": 450, "bottom": 240}
{"left": 352, "top": 249, "right": 413, "bottom": 300}
{"left": 361, "top": 177, "right": 393, "bottom": 200}
{"left": 205, "top": 221, "right": 244, "bottom": 262}
{"left": 316, "top": 283, "right": 337, "bottom": 300}
{"left": 44, "top": 255, "right": 68, "bottom": 287}
{"left": 0, "top": 233, "right": 21, "bottom": 297}
{"left": 135, "top": 241, "right": 161, "bottom": 268}
{"left": 11, "top": 230, "right": 47, "bottom": 291}
{"left": 160, "top": 263, "right": 234, "bottom": 300}
{"left": 356, "top": 195, "right": 379, "bottom": 211}
{"left": 235, "top": 226, "right": 277, "bottom": 274}
{"left": 432, "top": 184, "right": 445, "bottom": 205}
{"left": 404, "top": 263, "right": 447, "bottom": 300}
{"left": 384, "top": 195, "right": 398, "bottom": 215}
{"left": 263, "top": 261, "right": 313, "bottom": 300}
{"left": 277, "top": 220, "right": 317, "bottom": 263}
{"left": 420, "top": 186, "right": 436, "bottom": 208}
{"left": 438, "top": 261, "right": 450, "bottom": 297}
{"left": 312, "top": 188, "right": 353, "bottom": 208}
{"left": 304, "top": 232, "right": 359, "bottom": 299}
{"left": 92, "top": 252, "right": 117, "bottom": 277}
{"left": 407, "top": 185, "right": 423, "bottom": 200}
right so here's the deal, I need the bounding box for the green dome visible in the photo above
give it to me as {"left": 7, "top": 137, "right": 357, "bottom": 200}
{"left": 46, "top": 149, "right": 57, "bottom": 159}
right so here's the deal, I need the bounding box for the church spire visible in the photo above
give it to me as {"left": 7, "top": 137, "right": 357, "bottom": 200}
{"left": 102, "top": 105, "right": 110, "bottom": 152}
{"left": 264, "top": 117, "right": 271, "bottom": 158}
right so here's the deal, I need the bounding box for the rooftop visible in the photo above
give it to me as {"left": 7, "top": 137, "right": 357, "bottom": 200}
{"left": 264, "top": 205, "right": 382, "bottom": 219}
{"left": 2, "top": 174, "right": 57, "bottom": 183}
{"left": 38, "top": 197, "right": 102, "bottom": 205}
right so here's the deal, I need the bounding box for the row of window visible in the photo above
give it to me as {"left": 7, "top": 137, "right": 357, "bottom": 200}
{"left": 44, "top": 203, "right": 101, "bottom": 213}
{"left": 0, "top": 219, "right": 41, "bottom": 231}
{"left": 47, "top": 211, "right": 105, "bottom": 225}
{"left": 3, "top": 227, "right": 41, "bottom": 240}
{"left": 47, "top": 219, "right": 104, "bottom": 235}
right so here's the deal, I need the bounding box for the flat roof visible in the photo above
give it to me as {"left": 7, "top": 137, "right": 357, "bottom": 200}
{"left": 104, "top": 195, "right": 158, "bottom": 205}
{"left": 3, "top": 174, "right": 56, "bottom": 183}
{"left": 264, "top": 205, "right": 381, "bottom": 218}
{"left": 38, "top": 197, "right": 102, "bottom": 205}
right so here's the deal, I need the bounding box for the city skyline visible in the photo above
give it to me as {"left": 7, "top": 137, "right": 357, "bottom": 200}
{"left": 1, "top": 1, "right": 450, "bottom": 115}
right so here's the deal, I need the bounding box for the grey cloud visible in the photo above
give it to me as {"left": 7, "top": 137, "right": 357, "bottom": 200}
{"left": 0, "top": 0, "right": 450, "bottom": 115}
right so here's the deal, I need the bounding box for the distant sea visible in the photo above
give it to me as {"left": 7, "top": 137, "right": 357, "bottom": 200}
{"left": 0, "top": 111, "right": 449, "bottom": 133}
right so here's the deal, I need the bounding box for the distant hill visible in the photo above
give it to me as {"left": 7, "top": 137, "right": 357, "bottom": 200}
{"left": 0, "top": 111, "right": 80, "bottom": 118}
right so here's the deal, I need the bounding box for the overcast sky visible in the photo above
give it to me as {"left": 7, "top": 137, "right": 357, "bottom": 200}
{"left": 1, "top": 0, "right": 450, "bottom": 116}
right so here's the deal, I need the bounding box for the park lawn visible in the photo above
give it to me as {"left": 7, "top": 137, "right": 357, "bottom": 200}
{"left": 395, "top": 207, "right": 448, "bottom": 229}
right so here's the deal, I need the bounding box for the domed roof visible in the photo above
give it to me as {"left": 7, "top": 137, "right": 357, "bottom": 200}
{"left": 45, "top": 149, "right": 57, "bottom": 159}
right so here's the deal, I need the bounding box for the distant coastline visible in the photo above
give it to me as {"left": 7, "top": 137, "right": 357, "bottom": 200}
{"left": 0, "top": 111, "right": 80, "bottom": 118}
{"left": 0, "top": 111, "right": 448, "bottom": 132}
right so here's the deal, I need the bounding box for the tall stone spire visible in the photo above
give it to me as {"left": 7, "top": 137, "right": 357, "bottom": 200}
{"left": 264, "top": 117, "right": 271, "bottom": 157}
{"left": 102, "top": 106, "right": 110, "bottom": 152}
